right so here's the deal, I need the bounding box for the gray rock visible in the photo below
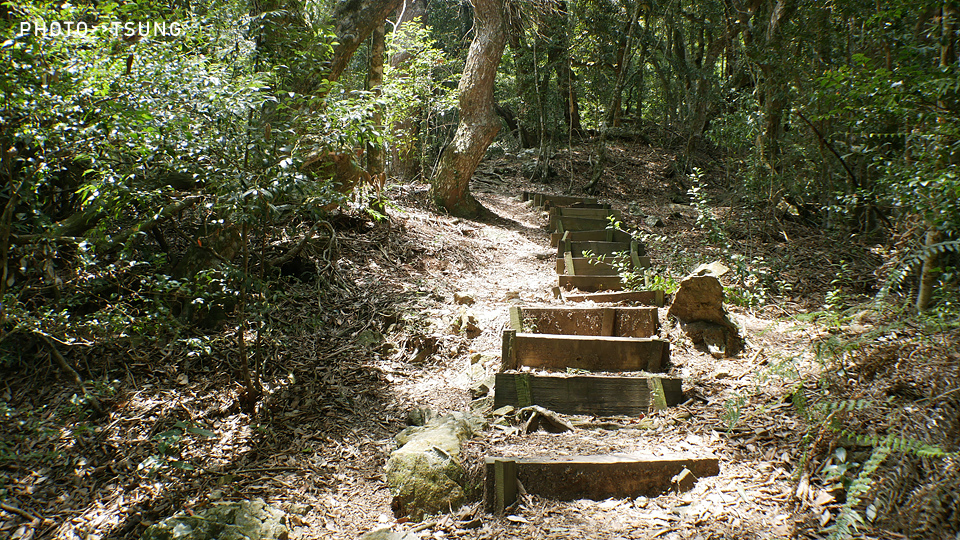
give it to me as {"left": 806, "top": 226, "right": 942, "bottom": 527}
{"left": 385, "top": 413, "right": 482, "bottom": 521}
{"left": 141, "top": 498, "right": 288, "bottom": 540}
{"left": 645, "top": 216, "right": 664, "bottom": 227}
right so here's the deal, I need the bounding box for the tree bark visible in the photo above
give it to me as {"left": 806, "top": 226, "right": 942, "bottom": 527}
{"left": 429, "top": 0, "right": 507, "bottom": 216}
{"left": 367, "top": 22, "right": 387, "bottom": 210}
{"left": 327, "top": 0, "right": 405, "bottom": 84}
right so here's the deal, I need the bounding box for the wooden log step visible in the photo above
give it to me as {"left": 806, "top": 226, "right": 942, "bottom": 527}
{"left": 553, "top": 217, "right": 613, "bottom": 233}
{"left": 563, "top": 289, "right": 666, "bottom": 307}
{"left": 493, "top": 373, "right": 682, "bottom": 415}
{"left": 557, "top": 240, "right": 641, "bottom": 258}
{"left": 555, "top": 257, "right": 621, "bottom": 276}
{"left": 501, "top": 332, "right": 669, "bottom": 372}
{"left": 525, "top": 192, "right": 602, "bottom": 209}
{"left": 484, "top": 453, "right": 720, "bottom": 510}
{"left": 548, "top": 208, "right": 622, "bottom": 231}
{"left": 558, "top": 274, "right": 624, "bottom": 292}
{"left": 508, "top": 306, "right": 659, "bottom": 337}
{"left": 550, "top": 229, "right": 633, "bottom": 247}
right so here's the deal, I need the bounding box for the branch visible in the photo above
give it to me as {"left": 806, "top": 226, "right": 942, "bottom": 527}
{"left": 38, "top": 334, "right": 104, "bottom": 417}
{"left": 99, "top": 195, "right": 202, "bottom": 252}
{"left": 0, "top": 502, "right": 40, "bottom": 522}
{"left": 794, "top": 109, "right": 859, "bottom": 188}
{"left": 268, "top": 221, "right": 335, "bottom": 267}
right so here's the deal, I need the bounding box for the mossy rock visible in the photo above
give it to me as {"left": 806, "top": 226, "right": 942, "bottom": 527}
{"left": 141, "top": 498, "right": 288, "bottom": 540}
{"left": 385, "top": 413, "right": 482, "bottom": 521}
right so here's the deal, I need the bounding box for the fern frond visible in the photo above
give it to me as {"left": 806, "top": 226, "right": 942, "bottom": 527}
{"left": 877, "top": 239, "right": 960, "bottom": 301}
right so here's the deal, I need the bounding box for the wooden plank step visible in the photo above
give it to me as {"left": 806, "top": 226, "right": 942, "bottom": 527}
{"left": 508, "top": 306, "right": 659, "bottom": 337}
{"left": 550, "top": 229, "right": 633, "bottom": 247}
{"left": 555, "top": 255, "right": 651, "bottom": 276}
{"left": 553, "top": 217, "right": 613, "bottom": 233}
{"left": 548, "top": 208, "right": 622, "bottom": 231}
{"left": 563, "top": 289, "right": 666, "bottom": 307}
{"left": 493, "top": 373, "right": 682, "bottom": 415}
{"left": 501, "top": 332, "right": 669, "bottom": 372}
{"left": 558, "top": 274, "right": 624, "bottom": 292}
{"left": 555, "top": 257, "right": 620, "bottom": 276}
{"left": 484, "top": 453, "right": 720, "bottom": 510}
{"left": 527, "top": 193, "right": 601, "bottom": 209}
{"left": 557, "top": 240, "right": 636, "bottom": 258}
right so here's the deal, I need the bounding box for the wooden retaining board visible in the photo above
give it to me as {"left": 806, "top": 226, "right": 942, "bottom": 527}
{"left": 555, "top": 257, "right": 620, "bottom": 276}
{"left": 508, "top": 306, "right": 659, "bottom": 337}
{"left": 522, "top": 192, "right": 601, "bottom": 209}
{"left": 557, "top": 240, "right": 638, "bottom": 258}
{"left": 553, "top": 217, "right": 614, "bottom": 233}
{"left": 563, "top": 289, "right": 666, "bottom": 307}
{"left": 558, "top": 274, "right": 624, "bottom": 292}
{"left": 556, "top": 255, "right": 651, "bottom": 276}
{"left": 501, "top": 332, "right": 669, "bottom": 372}
{"left": 549, "top": 208, "right": 622, "bottom": 231}
{"left": 484, "top": 453, "right": 720, "bottom": 510}
{"left": 550, "top": 229, "right": 633, "bottom": 247}
{"left": 493, "top": 373, "right": 682, "bottom": 415}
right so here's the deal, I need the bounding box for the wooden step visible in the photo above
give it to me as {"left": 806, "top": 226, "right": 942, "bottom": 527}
{"left": 549, "top": 228, "right": 633, "bottom": 247}
{"left": 493, "top": 373, "right": 682, "bottom": 415}
{"left": 523, "top": 192, "right": 602, "bottom": 209}
{"left": 558, "top": 274, "right": 624, "bottom": 292}
{"left": 563, "top": 289, "right": 666, "bottom": 307}
{"left": 556, "top": 254, "right": 651, "bottom": 276}
{"left": 553, "top": 217, "right": 614, "bottom": 233}
{"left": 484, "top": 453, "right": 720, "bottom": 511}
{"left": 501, "top": 332, "right": 669, "bottom": 372}
{"left": 508, "top": 306, "right": 659, "bottom": 337}
{"left": 555, "top": 257, "right": 620, "bottom": 276}
{"left": 548, "top": 208, "right": 622, "bottom": 231}
{"left": 556, "top": 240, "right": 643, "bottom": 258}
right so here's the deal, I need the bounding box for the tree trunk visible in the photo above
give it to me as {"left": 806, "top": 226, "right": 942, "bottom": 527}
{"left": 327, "top": 0, "right": 405, "bottom": 84}
{"left": 916, "top": 229, "right": 943, "bottom": 311}
{"left": 508, "top": 11, "right": 537, "bottom": 148}
{"left": 918, "top": 1, "right": 957, "bottom": 310}
{"left": 367, "top": 22, "right": 387, "bottom": 210}
{"left": 586, "top": 0, "right": 642, "bottom": 194}
{"left": 429, "top": 0, "right": 507, "bottom": 216}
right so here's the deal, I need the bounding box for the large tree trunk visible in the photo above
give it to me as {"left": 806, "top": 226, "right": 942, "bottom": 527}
{"left": 367, "top": 23, "right": 387, "bottom": 210}
{"left": 429, "top": 0, "right": 507, "bottom": 217}
{"left": 327, "top": 0, "right": 405, "bottom": 84}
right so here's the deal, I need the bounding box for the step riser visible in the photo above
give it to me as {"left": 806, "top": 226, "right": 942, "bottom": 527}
{"left": 493, "top": 373, "right": 682, "bottom": 416}
{"left": 484, "top": 454, "right": 720, "bottom": 512}
{"left": 509, "top": 306, "right": 659, "bottom": 338}
{"left": 502, "top": 332, "right": 669, "bottom": 372}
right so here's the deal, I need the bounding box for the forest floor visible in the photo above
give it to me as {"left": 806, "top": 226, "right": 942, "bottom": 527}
{"left": 1, "top": 141, "right": 957, "bottom": 540}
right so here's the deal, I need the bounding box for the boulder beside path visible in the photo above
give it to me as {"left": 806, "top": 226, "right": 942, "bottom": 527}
{"left": 385, "top": 412, "right": 483, "bottom": 521}
{"left": 667, "top": 263, "right": 744, "bottom": 358}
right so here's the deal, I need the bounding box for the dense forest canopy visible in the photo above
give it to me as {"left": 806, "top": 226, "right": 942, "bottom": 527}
{"left": 1, "top": 0, "right": 959, "bottom": 538}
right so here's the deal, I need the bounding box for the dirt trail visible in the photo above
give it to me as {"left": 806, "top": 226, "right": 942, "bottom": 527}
{"left": 0, "top": 149, "right": 839, "bottom": 540}
{"left": 370, "top": 178, "right": 820, "bottom": 539}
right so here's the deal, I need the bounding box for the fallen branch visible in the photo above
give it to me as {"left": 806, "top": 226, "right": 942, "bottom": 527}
{"left": 267, "top": 220, "right": 335, "bottom": 268}
{"left": 0, "top": 502, "right": 40, "bottom": 522}
{"left": 38, "top": 334, "right": 104, "bottom": 417}
{"left": 100, "top": 195, "right": 202, "bottom": 252}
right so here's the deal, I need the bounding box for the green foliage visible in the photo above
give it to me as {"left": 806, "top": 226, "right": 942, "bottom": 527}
{"left": 376, "top": 19, "right": 459, "bottom": 175}
{"left": 878, "top": 240, "right": 960, "bottom": 304}
{"left": 139, "top": 420, "right": 216, "bottom": 476}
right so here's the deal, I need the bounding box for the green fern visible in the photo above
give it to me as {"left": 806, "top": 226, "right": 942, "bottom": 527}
{"left": 828, "top": 444, "right": 892, "bottom": 539}
{"left": 877, "top": 239, "right": 960, "bottom": 301}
